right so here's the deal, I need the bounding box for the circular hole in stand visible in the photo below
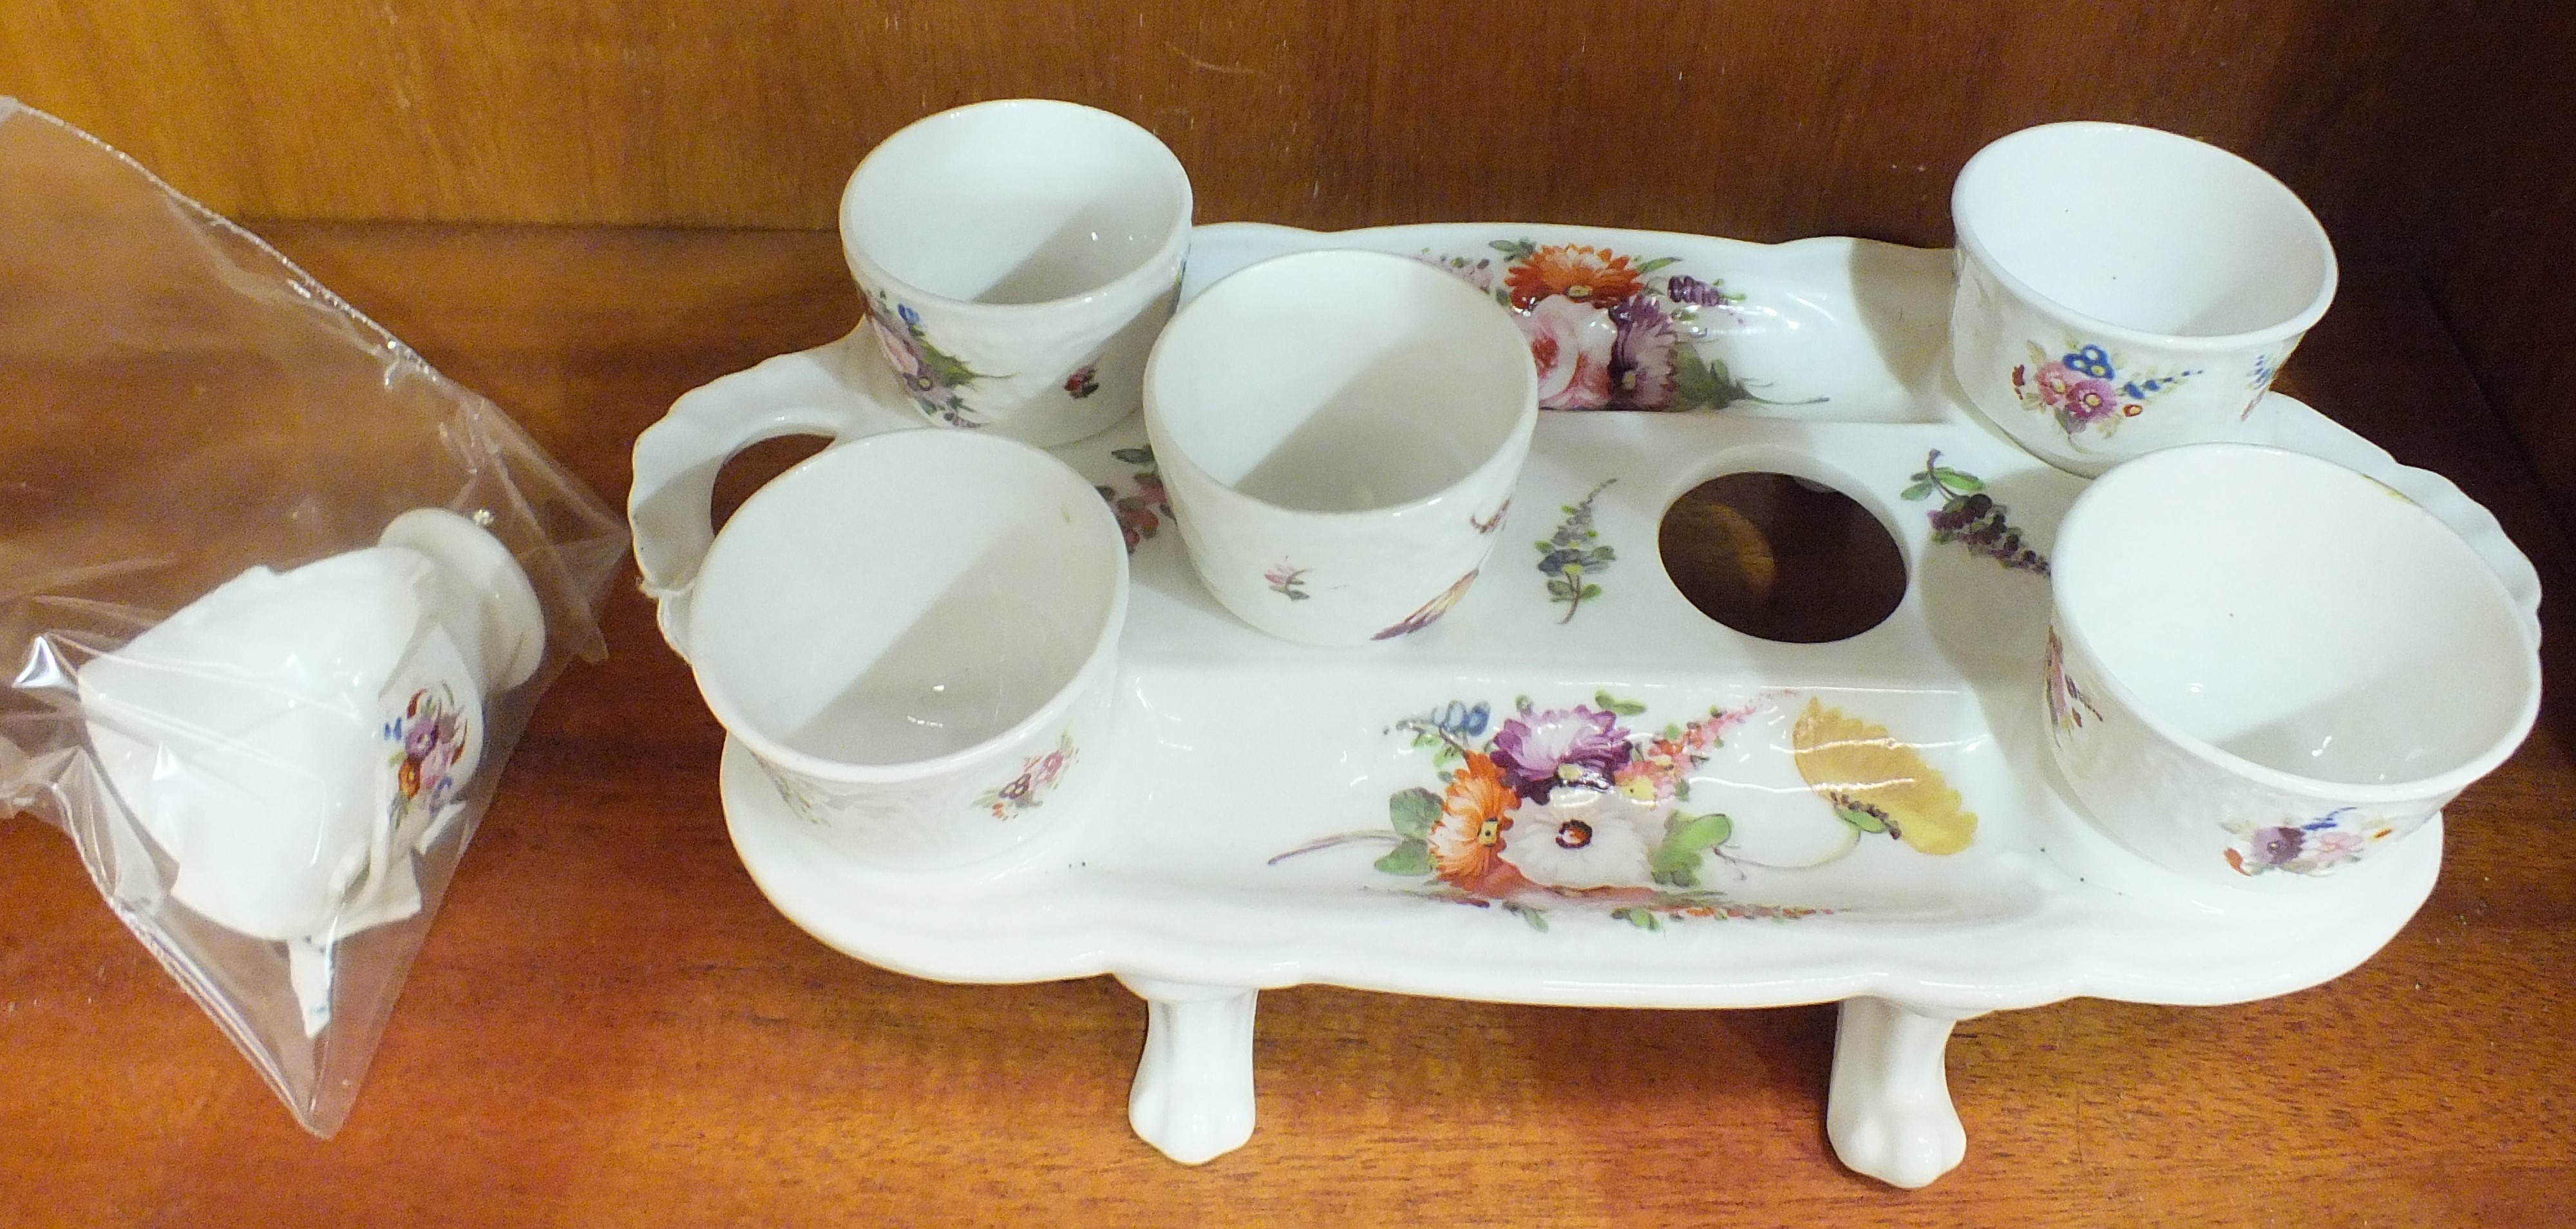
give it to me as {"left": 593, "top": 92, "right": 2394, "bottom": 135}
{"left": 1658, "top": 472, "right": 1908, "bottom": 643}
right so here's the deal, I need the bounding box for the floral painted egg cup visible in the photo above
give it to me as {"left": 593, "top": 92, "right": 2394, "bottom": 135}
{"left": 1142, "top": 249, "right": 1538, "bottom": 646}
{"left": 842, "top": 98, "right": 1193, "bottom": 447}
{"left": 77, "top": 508, "right": 543, "bottom": 945}
{"left": 659, "top": 430, "right": 1128, "bottom": 870}
{"left": 2045, "top": 444, "right": 2538, "bottom": 888}
{"left": 1948, "top": 122, "right": 2336, "bottom": 476}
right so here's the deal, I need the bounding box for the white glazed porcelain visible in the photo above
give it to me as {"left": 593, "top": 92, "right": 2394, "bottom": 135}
{"left": 1143, "top": 249, "right": 1538, "bottom": 645}
{"left": 1949, "top": 122, "right": 2336, "bottom": 475}
{"left": 843, "top": 98, "right": 1193, "bottom": 446}
{"left": 645, "top": 221, "right": 2543, "bottom": 1188}
{"left": 665, "top": 429, "right": 1126, "bottom": 869}
{"left": 77, "top": 508, "right": 542, "bottom": 944}
{"left": 2045, "top": 443, "right": 2539, "bottom": 887}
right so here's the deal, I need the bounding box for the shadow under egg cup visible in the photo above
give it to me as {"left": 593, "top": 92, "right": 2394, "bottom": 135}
{"left": 1142, "top": 249, "right": 1539, "bottom": 646}
{"left": 665, "top": 430, "right": 1129, "bottom": 869}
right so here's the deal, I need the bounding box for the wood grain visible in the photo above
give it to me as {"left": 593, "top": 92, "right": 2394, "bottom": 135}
{"left": 2, "top": 225, "right": 2570, "bottom": 1227}
{"left": 2421, "top": 1, "right": 2576, "bottom": 531}
{"left": 0, "top": 0, "right": 2493, "bottom": 257}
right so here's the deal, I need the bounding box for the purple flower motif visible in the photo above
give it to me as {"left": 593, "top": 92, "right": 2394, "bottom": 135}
{"left": 404, "top": 719, "right": 439, "bottom": 758}
{"left": 1489, "top": 706, "right": 1635, "bottom": 802}
{"left": 1663, "top": 274, "right": 1730, "bottom": 307}
{"left": 1607, "top": 296, "right": 1678, "bottom": 410}
{"left": 2060, "top": 376, "right": 2122, "bottom": 427}
{"left": 2249, "top": 826, "right": 2306, "bottom": 866}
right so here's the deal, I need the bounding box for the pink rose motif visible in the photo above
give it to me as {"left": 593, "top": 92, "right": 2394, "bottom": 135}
{"left": 1516, "top": 296, "right": 1617, "bottom": 411}
{"left": 2032, "top": 361, "right": 2082, "bottom": 410}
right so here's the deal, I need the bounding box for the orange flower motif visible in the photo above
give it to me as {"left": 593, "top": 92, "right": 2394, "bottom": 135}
{"left": 1505, "top": 244, "right": 1645, "bottom": 310}
{"left": 1430, "top": 752, "right": 1531, "bottom": 895}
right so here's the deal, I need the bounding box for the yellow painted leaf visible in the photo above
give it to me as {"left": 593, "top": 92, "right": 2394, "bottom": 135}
{"left": 1789, "top": 697, "right": 1977, "bottom": 855}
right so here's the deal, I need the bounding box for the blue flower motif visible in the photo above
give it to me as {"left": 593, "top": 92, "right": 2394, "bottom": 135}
{"left": 898, "top": 303, "right": 922, "bottom": 327}
{"left": 2064, "top": 345, "right": 2116, "bottom": 379}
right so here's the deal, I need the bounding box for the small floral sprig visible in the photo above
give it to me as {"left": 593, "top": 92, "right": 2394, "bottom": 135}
{"left": 1063, "top": 364, "right": 1101, "bottom": 399}
{"left": 1902, "top": 450, "right": 2048, "bottom": 575}
{"left": 1372, "top": 570, "right": 1478, "bottom": 640}
{"left": 976, "top": 733, "right": 1075, "bottom": 821}
{"left": 2225, "top": 807, "right": 2398, "bottom": 877}
{"left": 1094, "top": 445, "right": 1168, "bottom": 553}
{"left": 1537, "top": 479, "right": 1617, "bottom": 622}
{"left": 2043, "top": 629, "right": 2102, "bottom": 736}
{"left": 1265, "top": 562, "right": 1312, "bottom": 600}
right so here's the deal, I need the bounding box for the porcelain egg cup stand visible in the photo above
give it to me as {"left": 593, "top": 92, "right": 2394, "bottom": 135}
{"left": 641, "top": 221, "right": 2540, "bottom": 1190}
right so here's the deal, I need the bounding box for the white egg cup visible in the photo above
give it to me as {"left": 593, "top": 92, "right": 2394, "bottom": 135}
{"left": 1143, "top": 249, "right": 1538, "bottom": 645}
{"left": 843, "top": 98, "right": 1193, "bottom": 446}
{"left": 1949, "top": 122, "right": 2336, "bottom": 475}
{"left": 78, "top": 509, "right": 544, "bottom": 947}
{"left": 658, "top": 429, "right": 1128, "bottom": 870}
{"left": 2046, "top": 444, "right": 2540, "bottom": 886}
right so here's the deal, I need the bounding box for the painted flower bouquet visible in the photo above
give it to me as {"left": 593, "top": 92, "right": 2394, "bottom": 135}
{"left": 865, "top": 291, "right": 998, "bottom": 428}
{"left": 1276, "top": 692, "right": 1978, "bottom": 929}
{"left": 1424, "top": 239, "right": 1813, "bottom": 413}
{"left": 384, "top": 683, "right": 469, "bottom": 828}
{"left": 2223, "top": 808, "right": 2401, "bottom": 878}
{"left": 2009, "top": 339, "right": 2194, "bottom": 439}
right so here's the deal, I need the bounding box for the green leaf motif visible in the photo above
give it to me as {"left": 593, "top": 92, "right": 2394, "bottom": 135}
{"left": 1375, "top": 839, "right": 1432, "bottom": 876}
{"left": 1834, "top": 803, "right": 1888, "bottom": 835}
{"left": 1593, "top": 691, "right": 1649, "bottom": 716}
{"left": 1388, "top": 787, "right": 1441, "bottom": 840}
{"left": 1900, "top": 481, "right": 1938, "bottom": 502}
{"left": 1504, "top": 901, "right": 1550, "bottom": 932}
{"left": 1634, "top": 256, "right": 1681, "bottom": 274}
{"left": 1490, "top": 238, "right": 1540, "bottom": 260}
{"left": 1649, "top": 812, "right": 1734, "bottom": 887}
{"left": 1612, "top": 906, "right": 1663, "bottom": 931}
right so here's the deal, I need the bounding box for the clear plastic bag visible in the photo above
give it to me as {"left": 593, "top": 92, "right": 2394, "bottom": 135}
{"left": 0, "top": 100, "right": 627, "bottom": 1135}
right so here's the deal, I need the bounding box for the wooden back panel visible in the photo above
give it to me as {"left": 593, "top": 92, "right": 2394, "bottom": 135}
{"left": 5, "top": 0, "right": 2570, "bottom": 510}
{"left": 0, "top": 1, "right": 2479, "bottom": 246}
